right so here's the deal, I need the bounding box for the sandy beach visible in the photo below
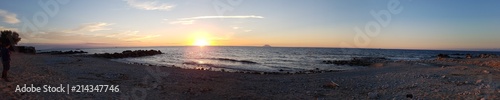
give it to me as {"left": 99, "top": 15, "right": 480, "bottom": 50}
{"left": 1, "top": 53, "right": 500, "bottom": 99}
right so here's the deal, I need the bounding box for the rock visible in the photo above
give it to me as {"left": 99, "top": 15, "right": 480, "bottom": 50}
{"left": 323, "top": 81, "right": 339, "bottom": 88}
{"left": 406, "top": 94, "right": 413, "bottom": 98}
{"left": 437, "top": 54, "right": 450, "bottom": 60}
{"left": 476, "top": 79, "right": 483, "bottom": 84}
{"left": 460, "top": 67, "right": 468, "bottom": 70}
{"left": 466, "top": 54, "right": 472, "bottom": 59}
{"left": 15, "top": 46, "right": 36, "bottom": 54}
{"left": 479, "top": 54, "right": 498, "bottom": 58}
{"left": 38, "top": 50, "right": 88, "bottom": 55}
{"left": 94, "top": 50, "right": 163, "bottom": 58}
{"left": 482, "top": 70, "right": 490, "bottom": 74}
{"left": 370, "top": 63, "right": 384, "bottom": 67}
{"left": 368, "top": 92, "right": 379, "bottom": 99}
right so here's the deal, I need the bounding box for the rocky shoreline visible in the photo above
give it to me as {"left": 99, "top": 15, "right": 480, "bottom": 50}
{"left": 4, "top": 52, "right": 500, "bottom": 99}
{"left": 93, "top": 50, "right": 163, "bottom": 58}
{"left": 37, "top": 50, "right": 88, "bottom": 55}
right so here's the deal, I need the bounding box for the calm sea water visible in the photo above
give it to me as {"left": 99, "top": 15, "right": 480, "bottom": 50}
{"left": 45, "top": 46, "right": 500, "bottom": 72}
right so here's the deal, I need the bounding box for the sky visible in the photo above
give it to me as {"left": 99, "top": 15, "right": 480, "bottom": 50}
{"left": 0, "top": 0, "right": 499, "bottom": 50}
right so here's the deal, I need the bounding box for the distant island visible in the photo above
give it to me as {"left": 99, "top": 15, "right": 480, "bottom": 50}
{"left": 263, "top": 44, "right": 272, "bottom": 47}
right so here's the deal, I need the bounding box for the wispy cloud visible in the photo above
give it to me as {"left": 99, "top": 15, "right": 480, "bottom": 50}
{"left": 24, "top": 29, "right": 158, "bottom": 44}
{"left": 0, "top": 26, "right": 18, "bottom": 31}
{"left": 124, "top": 0, "right": 175, "bottom": 11}
{"left": 179, "top": 15, "right": 264, "bottom": 20}
{"left": 169, "top": 20, "right": 195, "bottom": 25}
{"left": 0, "top": 9, "right": 20, "bottom": 24}
{"left": 68, "top": 22, "right": 113, "bottom": 33}
{"left": 170, "top": 15, "right": 264, "bottom": 25}
{"left": 92, "top": 30, "right": 159, "bottom": 42}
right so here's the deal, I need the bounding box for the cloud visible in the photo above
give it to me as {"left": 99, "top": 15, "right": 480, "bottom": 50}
{"left": 24, "top": 30, "right": 158, "bottom": 44}
{"left": 179, "top": 15, "right": 264, "bottom": 20}
{"left": 95, "top": 30, "right": 160, "bottom": 42}
{"left": 0, "top": 26, "right": 18, "bottom": 31}
{"left": 170, "top": 15, "right": 264, "bottom": 25}
{"left": 169, "top": 20, "right": 195, "bottom": 25}
{"left": 124, "top": 0, "right": 175, "bottom": 11}
{"left": 68, "top": 22, "right": 113, "bottom": 33}
{"left": 103, "top": 30, "right": 139, "bottom": 38}
{"left": 20, "top": 22, "right": 157, "bottom": 45}
{"left": 0, "top": 9, "right": 20, "bottom": 24}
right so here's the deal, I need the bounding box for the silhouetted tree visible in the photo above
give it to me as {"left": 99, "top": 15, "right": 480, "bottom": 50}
{"left": 0, "top": 30, "right": 21, "bottom": 45}
{"left": 0, "top": 30, "right": 22, "bottom": 51}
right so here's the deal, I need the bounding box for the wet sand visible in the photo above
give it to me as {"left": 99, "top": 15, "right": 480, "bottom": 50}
{"left": 1, "top": 53, "right": 500, "bottom": 99}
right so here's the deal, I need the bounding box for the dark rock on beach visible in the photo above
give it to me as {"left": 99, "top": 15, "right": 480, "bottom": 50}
{"left": 436, "top": 53, "right": 498, "bottom": 60}
{"left": 15, "top": 46, "right": 36, "bottom": 54}
{"left": 437, "top": 54, "right": 450, "bottom": 60}
{"left": 466, "top": 54, "right": 472, "bottom": 59}
{"left": 479, "top": 54, "right": 498, "bottom": 58}
{"left": 93, "top": 50, "right": 163, "bottom": 58}
{"left": 38, "top": 50, "right": 88, "bottom": 55}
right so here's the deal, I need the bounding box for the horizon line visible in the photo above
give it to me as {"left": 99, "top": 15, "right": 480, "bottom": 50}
{"left": 24, "top": 45, "right": 500, "bottom": 52}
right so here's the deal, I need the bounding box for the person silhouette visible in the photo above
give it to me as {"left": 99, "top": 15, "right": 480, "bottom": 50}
{"left": 1, "top": 32, "right": 13, "bottom": 82}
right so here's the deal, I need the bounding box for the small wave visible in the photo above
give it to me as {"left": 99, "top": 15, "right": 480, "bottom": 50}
{"left": 181, "top": 61, "right": 259, "bottom": 72}
{"left": 387, "top": 57, "right": 421, "bottom": 61}
{"left": 204, "top": 58, "right": 258, "bottom": 64}
{"left": 182, "top": 61, "right": 218, "bottom": 67}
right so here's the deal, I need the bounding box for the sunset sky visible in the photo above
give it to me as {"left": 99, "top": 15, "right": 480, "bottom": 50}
{"left": 0, "top": 0, "right": 499, "bottom": 50}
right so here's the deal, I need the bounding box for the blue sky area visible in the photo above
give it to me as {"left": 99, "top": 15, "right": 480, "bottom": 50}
{"left": 0, "top": 0, "right": 499, "bottom": 50}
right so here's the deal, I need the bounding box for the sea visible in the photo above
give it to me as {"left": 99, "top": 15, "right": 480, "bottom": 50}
{"left": 42, "top": 46, "right": 500, "bottom": 72}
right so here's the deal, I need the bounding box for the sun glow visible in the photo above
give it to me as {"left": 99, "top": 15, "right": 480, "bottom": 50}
{"left": 194, "top": 38, "right": 210, "bottom": 47}
{"left": 190, "top": 31, "right": 214, "bottom": 47}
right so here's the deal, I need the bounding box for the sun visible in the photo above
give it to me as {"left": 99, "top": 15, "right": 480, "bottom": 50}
{"left": 190, "top": 31, "right": 214, "bottom": 47}
{"left": 194, "top": 38, "right": 210, "bottom": 47}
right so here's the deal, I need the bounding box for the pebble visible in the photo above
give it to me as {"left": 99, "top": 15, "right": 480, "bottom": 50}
{"left": 476, "top": 79, "right": 483, "bottom": 84}
{"left": 368, "top": 92, "right": 379, "bottom": 99}
{"left": 461, "top": 67, "right": 468, "bottom": 70}
{"left": 323, "top": 81, "right": 339, "bottom": 88}
{"left": 406, "top": 94, "right": 413, "bottom": 98}
{"left": 371, "top": 63, "right": 384, "bottom": 67}
{"left": 482, "top": 70, "right": 490, "bottom": 74}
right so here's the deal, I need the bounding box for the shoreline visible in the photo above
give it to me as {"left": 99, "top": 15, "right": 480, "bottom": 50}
{"left": 1, "top": 53, "right": 500, "bottom": 99}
